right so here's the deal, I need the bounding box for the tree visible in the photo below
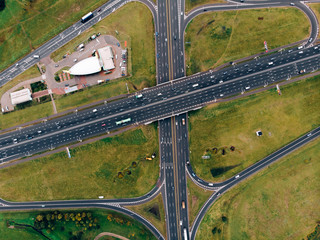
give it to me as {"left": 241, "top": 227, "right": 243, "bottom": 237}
{"left": 36, "top": 214, "right": 44, "bottom": 222}
{"left": 222, "top": 216, "right": 228, "bottom": 222}
{"left": 0, "top": 0, "right": 5, "bottom": 11}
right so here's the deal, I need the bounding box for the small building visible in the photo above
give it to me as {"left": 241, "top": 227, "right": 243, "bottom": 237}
{"left": 69, "top": 57, "right": 101, "bottom": 75}
{"left": 10, "top": 88, "right": 32, "bottom": 105}
{"left": 98, "top": 46, "right": 115, "bottom": 71}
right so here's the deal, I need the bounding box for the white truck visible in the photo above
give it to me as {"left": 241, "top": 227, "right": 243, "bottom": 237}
{"left": 184, "top": 228, "right": 188, "bottom": 240}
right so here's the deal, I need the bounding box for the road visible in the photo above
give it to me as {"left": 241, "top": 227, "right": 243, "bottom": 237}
{"left": 1, "top": 44, "right": 320, "bottom": 163}
{"left": 190, "top": 126, "right": 320, "bottom": 239}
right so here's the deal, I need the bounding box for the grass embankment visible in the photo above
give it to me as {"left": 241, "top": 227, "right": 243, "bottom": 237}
{"left": 196, "top": 138, "right": 320, "bottom": 240}
{"left": 185, "top": 7, "right": 309, "bottom": 75}
{"left": 187, "top": 178, "right": 212, "bottom": 226}
{"left": 53, "top": 2, "right": 155, "bottom": 112}
{"left": 0, "top": 124, "right": 159, "bottom": 201}
{"left": 0, "top": 0, "right": 111, "bottom": 72}
{"left": 127, "top": 193, "right": 166, "bottom": 237}
{"left": 185, "top": 0, "right": 226, "bottom": 13}
{"left": 309, "top": 3, "right": 320, "bottom": 39}
{"left": 0, "top": 208, "right": 156, "bottom": 240}
{"left": 189, "top": 75, "right": 320, "bottom": 182}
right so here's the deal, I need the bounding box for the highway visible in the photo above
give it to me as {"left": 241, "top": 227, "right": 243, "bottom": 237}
{"left": 0, "top": 0, "right": 319, "bottom": 239}
{"left": 1, "top": 44, "right": 320, "bottom": 163}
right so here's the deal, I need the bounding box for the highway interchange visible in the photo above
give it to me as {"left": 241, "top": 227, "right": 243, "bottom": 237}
{"left": 0, "top": 0, "right": 320, "bottom": 239}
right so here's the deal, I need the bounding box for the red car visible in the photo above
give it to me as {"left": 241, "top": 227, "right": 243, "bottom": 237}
{"left": 101, "top": 123, "right": 106, "bottom": 127}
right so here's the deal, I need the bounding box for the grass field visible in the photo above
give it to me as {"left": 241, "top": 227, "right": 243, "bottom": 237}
{"left": 0, "top": 102, "right": 53, "bottom": 130}
{"left": 196, "top": 138, "right": 320, "bottom": 240}
{"left": 187, "top": 177, "right": 212, "bottom": 225}
{"left": 185, "top": 7, "right": 309, "bottom": 75}
{"left": 0, "top": 0, "right": 114, "bottom": 72}
{"left": 189, "top": 75, "right": 320, "bottom": 182}
{"left": 0, "top": 124, "right": 159, "bottom": 201}
{"left": 185, "top": 0, "right": 226, "bottom": 13}
{"left": 0, "top": 208, "right": 156, "bottom": 240}
{"left": 309, "top": 3, "right": 320, "bottom": 38}
{"left": 52, "top": 2, "right": 155, "bottom": 112}
{"left": 127, "top": 193, "right": 166, "bottom": 238}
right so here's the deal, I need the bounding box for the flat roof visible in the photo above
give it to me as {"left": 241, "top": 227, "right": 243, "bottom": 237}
{"left": 98, "top": 46, "right": 115, "bottom": 71}
{"left": 69, "top": 57, "right": 101, "bottom": 76}
{"left": 10, "top": 88, "right": 32, "bottom": 105}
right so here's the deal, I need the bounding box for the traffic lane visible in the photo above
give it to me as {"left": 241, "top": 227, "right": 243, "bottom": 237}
{"left": 0, "top": 62, "right": 315, "bottom": 162}
{"left": 1, "top": 45, "right": 319, "bottom": 146}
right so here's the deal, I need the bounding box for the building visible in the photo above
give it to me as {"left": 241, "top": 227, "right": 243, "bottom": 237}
{"left": 69, "top": 46, "right": 115, "bottom": 76}
{"left": 98, "top": 46, "right": 115, "bottom": 71}
{"left": 69, "top": 56, "right": 101, "bottom": 76}
{"left": 10, "top": 88, "right": 32, "bottom": 105}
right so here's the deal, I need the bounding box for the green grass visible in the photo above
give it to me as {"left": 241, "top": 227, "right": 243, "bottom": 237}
{"left": 185, "top": 0, "right": 226, "bottom": 13}
{"left": 0, "top": 0, "right": 113, "bottom": 72}
{"left": 189, "top": 75, "right": 320, "bottom": 182}
{"left": 0, "top": 124, "right": 159, "bottom": 201}
{"left": 196, "top": 138, "right": 320, "bottom": 240}
{"left": 309, "top": 3, "right": 320, "bottom": 38}
{"left": 187, "top": 177, "right": 213, "bottom": 226}
{"left": 127, "top": 193, "right": 166, "bottom": 238}
{"left": 53, "top": 2, "right": 155, "bottom": 112}
{"left": 0, "top": 208, "right": 156, "bottom": 240}
{"left": 185, "top": 7, "right": 309, "bottom": 75}
{"left": 0, "top": 102, "right": 53, "bottom": 130}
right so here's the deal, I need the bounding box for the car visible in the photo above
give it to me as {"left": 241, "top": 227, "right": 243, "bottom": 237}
{"left": 235, "top": 175, "right": 240, "bottom": 179}
{"left": 307, "top": 133, "right": 312, "bottom": 137}
{"left": 37, "top": 130, "right": 42, "bottom": 134}
{"left": 13, "top": 139, "right": 18, "bottom": 144}
{"left": 181, "top": 11, "right": 183, "bottom": 15}
{"left": 15, "top": 63, "right": 19, "bottom": 67}
{"left": 165, "top": 38, "right": 167, "bottom": 42}
{"left": 41, "top": 205, "right": 45, "bottom": 208}
{"left": 117, "top": 42, "right": 120, "bottom": 47}
{"left": 157, "top": 53, "right": 160, "bottom": 58}
{"left": 1, "top": 108, "right": 4, "bottom": 112}
{"left": 244, "top": 64, "right": 248, "bottom": 67}
{"left": 65, "top": 84, "right": 69, "bottom": 87}
{"left": 33, "top": 55, "right": 40, "bottom": 59}
{"left": 223, "top": 71, "right": 227, "bottom": 75}
{"left": 98, "top": 8, "right": 101, "bottom": 12}
{"left": 309, "top": 38, "right": 313, "bottom": 43}
{"left": 155, "top": 32, "right": 158, "bottom": 36}
{"left": 299, "top": 51, "right": 303, "bottom": 54}
{"left": 157, "top": 92, "right": 162, "bottom": 96}
{"left": 186, "top": 161, "right": 190, "bottom": 165}
{"left": 182, "top": 118, "right": 185, "bottom": 125}
{"left": 101, "top": 123, "right": 106, "bottom": 127}
{"left": 55, "top": 64, "right": 59, "bottom": 67}
{"left": 180, "top": 220, "right": 183, "bottom": 226}
{"left": 73, "top": 59, "right": 78, "bottom": 62}
{"left": 268, "top": 62, "right": 273, "bottom": 65}
{"left": 210, "top": 75, "right": 215, "bottom": 79}
{"left": 245, "top": 86, "right": 250, "bottom": 90}
{"left": 288, "top": 49, "right": 293, "bottom": 53}
{"left": 217, "top": 193, "right": 221, "bottom": 196}
{"left": 290, "top": 2, "right": 295, "bottom": 6}
{"left": 298, "top": 46, "right": 303, "bottom": 49}
{"left": 219, "top": 80, "right": 223, "bottom": 83}
{"left": 191, "top": 173, "right": 195, "bottom": 177}
{"left": 248, "top": 69, "right": 252, "bottom": 72}
{"left": 5, "top": 106, "right": 9, "bottom": 111}
{"left": 93, "top": 109, "right": 97, "bottom": 113}
{"left": 97, "top": 32, "right": 101, "bottom": 36}
{"left": 174, "top": 36, "right": 176, "bottom": 40}
{"left": 314, "top": 46, "right": 318, "bottom": 50}
{"left": 220, "top": 93, "right": 224, "bottom": 97}
{"left": 176, "top": 121, "right": 178, "bottom": 125}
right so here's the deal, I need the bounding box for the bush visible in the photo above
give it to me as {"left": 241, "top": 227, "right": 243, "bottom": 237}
{"left": 212, "top": 227, "right": 217, "bottom": 235}
{"left": 222, "top": 216, "right": 228, "bottom": 222}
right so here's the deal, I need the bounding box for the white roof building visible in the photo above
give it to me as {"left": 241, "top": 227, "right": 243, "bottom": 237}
{"left": 98, "top": 46, "right": 115, "bottom": 71}
{"left": 69, "top": 57, "right": 101, "bottom": 76}
{"left": 10, "top": 88, "right": 32, "bottom": 105}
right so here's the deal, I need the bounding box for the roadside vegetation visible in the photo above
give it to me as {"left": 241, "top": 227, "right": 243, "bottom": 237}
{"left": 127, "top": 193, "right": 166, "bottom": 238}
{"left": 189, "top": 75, "right": 320, "bottom": 182}
{"left": 0, "top": 208, "right": 156, "bottom": 240}
{"left": 0, "top": 124, "right": 159, "bottom": 201}
{"left": 185, "top": 7, "right": 309, "bottom": 75}
{"left": 0, "top": 2, "right": 155, "bottom": 128}
{"left": 185, "top": 0, "right": 226, "bottom": 13}
{"left": 187, "top": 177, "right": 212, "bottom": 225}
{"left": 196, "top": 138, "right": 320, "bottom": 240}
{"left": 309, "top": 3, "right": 320, "bottom": 38}
{"left": 0, "top": 0, "right": 113, "bottom": 72}
{"left": 52, "top": 2, "right": 155, "bottom": 112}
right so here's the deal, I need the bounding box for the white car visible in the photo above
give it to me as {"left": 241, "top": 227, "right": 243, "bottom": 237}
{"left": 219, "top": 80, "right": 223, "bottom": 84}
{"left": 92, "top": 109, "right": 97, "bottom": 113}
{"left": 220, "top": 93, "right": 224, "bottom": 97}
{"left": 268, "top": 62, "right": 273, "bottom": 65}
{"left": 298, "top": 51, "right": 303, "bottom": 54}
{"left": 235, "top": 175, "right": 240, "bottom": 179}
{"left": 245, "top": 86, "right": 250, "bottom": 90}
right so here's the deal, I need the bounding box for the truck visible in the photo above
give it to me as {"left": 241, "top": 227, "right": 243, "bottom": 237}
{"left": 183, "top": 228, "right": 188, "bottom": 240}
{"left": 81, "top": 12, "right": 93, "bottom": 23}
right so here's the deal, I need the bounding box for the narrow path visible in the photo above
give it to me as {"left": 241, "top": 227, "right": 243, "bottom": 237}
{"left": 94, "top": 232, "right": 130, "bottom": 240}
